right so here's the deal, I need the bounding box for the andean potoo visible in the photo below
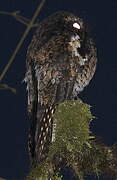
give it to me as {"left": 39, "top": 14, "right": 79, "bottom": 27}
{"left": 25, "top": 11, "right": 97, "bottom": 167}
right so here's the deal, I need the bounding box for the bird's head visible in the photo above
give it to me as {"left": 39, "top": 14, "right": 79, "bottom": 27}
{"left": 44, "top": 11, "right": 95, "bottom": 66}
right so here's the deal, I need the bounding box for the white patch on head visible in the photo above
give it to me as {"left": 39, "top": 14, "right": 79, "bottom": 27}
{"left": 73, "top": 22, "right": 81, "bottom": 29}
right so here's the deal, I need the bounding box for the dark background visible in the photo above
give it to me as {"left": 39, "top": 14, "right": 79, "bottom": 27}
{"left": 0, "top": 0, "right": 117, "bottom": 180}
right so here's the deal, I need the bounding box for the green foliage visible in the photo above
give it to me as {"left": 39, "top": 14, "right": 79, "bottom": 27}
{"left": 53, "top": 100, "right": 94, "bottom": 151}
{"left": 27, "top": 100, "right": 117, "bottom": 180}
{"left": 47, "top": 100, "right": 94, "bottom": 167}
{"left": 27, "top": 100, "right": 94, "bottom": 180}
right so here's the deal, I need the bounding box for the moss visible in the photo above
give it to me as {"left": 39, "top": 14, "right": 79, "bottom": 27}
{"left": 27, "top": 100, "right": 117, "bottom": 180}
{"left": 27, "top": 100, "right": 94, "bottom": 180}
{"left": 52, "top": 100, "right": 94, "bottom": 152}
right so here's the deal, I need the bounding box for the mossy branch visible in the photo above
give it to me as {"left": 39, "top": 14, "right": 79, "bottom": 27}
{"left": 27, "top": 100, "right": 117, "bottom": 180}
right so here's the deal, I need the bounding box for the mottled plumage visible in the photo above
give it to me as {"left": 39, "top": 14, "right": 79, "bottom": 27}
{"left": 25, "top": 11, "right": 97, "bottom": 167}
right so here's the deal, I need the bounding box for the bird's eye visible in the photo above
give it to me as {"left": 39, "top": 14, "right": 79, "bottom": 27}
{"left": 73, "top": 23, "right": 81, "bottom": 29}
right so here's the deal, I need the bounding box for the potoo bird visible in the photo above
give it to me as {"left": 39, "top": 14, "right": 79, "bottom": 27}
{"left": 25, "top": 11, "right": 97, "bottom": 167}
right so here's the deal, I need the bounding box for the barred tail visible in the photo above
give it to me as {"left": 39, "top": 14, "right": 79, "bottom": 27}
{"left": 28, "top": 103, "right": 56, "bottom": 167}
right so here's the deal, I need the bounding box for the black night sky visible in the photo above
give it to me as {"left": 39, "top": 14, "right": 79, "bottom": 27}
{"left": 0, "top": 0, "right": 117, "bottom": 180}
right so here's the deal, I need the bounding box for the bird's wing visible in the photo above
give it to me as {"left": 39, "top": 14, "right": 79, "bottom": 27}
{"left": 25, "top": 53, "right": 76, "bottom": 167}
{"left": 25, "top": 24, "right": 76, "bottom": 167}
{"left": 25, "top": 55, "right": 61, "bottom": 167}
{"left": 25, "top": 59, "right": 38, "bottom": 166}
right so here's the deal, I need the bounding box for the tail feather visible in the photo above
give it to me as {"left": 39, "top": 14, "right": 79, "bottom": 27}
{"left": 28, "top": 103, "right": 56, "bottom": 167}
